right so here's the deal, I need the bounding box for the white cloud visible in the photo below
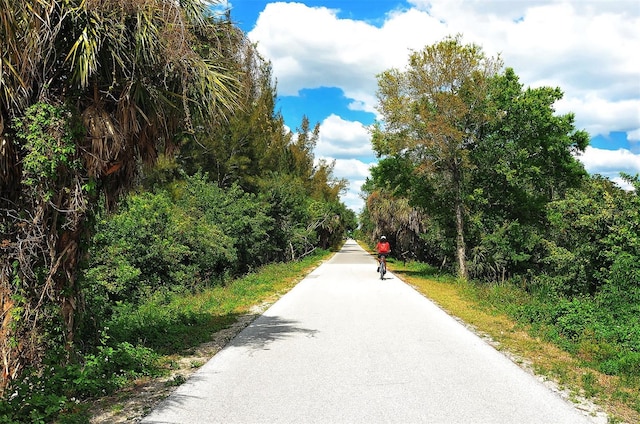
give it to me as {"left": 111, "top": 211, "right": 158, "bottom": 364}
{"left": 316, "top": 157, "right": 373, "bottom": 212}
{"left": 340, "top": 188, "right": 366, "bottom": 213}
{"left": 611, "top": 176, "right": 635, "bottom": 191}
{"left": 249, "top": 1, "right": 640, "bottom": 138}
{"left": 556, "top": 96, "right": 640, "bottom": 138}
{"left": 628, "top": 128, "right": 640, "bottom": 142}
{"left": 316, "top": 114, "right": 374, "bottom": 158}
{"left": 329, "top": 158, "right": 372, "bottom": 181}
{"left": 249, "top": 3, "right": 442, "bottom": 99}
{"left": 577, "top": 146, "right": 640, "bottom": 177}
{"left": 322, "top": 150, "right": 373, "bottom": 213}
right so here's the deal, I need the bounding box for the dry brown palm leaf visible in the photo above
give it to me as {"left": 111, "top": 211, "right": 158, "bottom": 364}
{"left": 81, "top": 104, "right": 124, "bottom": 177}
{"left": 138, "top": 125, "right": 159, "bottom": 162}
{"left": 116, "top": 91, "right": 143, "bottom": 137}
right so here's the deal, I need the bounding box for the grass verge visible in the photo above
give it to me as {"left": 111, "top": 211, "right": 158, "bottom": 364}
{"left": 388, "top": 259, "right": 640, "bottom": 424}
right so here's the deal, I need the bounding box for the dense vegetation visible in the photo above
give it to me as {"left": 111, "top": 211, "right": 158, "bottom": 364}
{"left": 361, "top": 36, "right": 640, "bottom": 404}
{"left": 0, "top": 0, "right": 353, "bottom": 422}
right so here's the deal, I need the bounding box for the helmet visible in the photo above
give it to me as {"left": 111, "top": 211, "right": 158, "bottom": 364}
{"left": 380, "top": 235, "right": 387, "bottom": 240}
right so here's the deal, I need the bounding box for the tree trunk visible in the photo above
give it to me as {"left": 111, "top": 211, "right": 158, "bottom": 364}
{"left": 0, "top": 273, "right": 20, "bottom": 396}
{"left": 56, "top": 230, "right": 81, "bottom": 353}
{"left": 455, "top": 199, "right": 468, "bottom": 279}
{"left": 0, "top": 194, "right": 85, "bottom": 393}
{"left": 453, "top": 165, "right": 468, "bottom": 280}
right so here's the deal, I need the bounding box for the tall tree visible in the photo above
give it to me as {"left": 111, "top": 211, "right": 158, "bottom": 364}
{"left": 179, "top": 31, "right": 289, "bottom": 191}
{"left": 476, "top": 68, "right": 588, "bottom": 220}
{"left": 0, "top": 0, "right": 238, "bottom": 391}
{"left": 372, "top": 35, "right": 502, "bottom": 278}
{"left": 289, "top": 116, "right": 319, "bottom": 182}
{"left": 466, "top": 68, "right": 589, "bottom": 278}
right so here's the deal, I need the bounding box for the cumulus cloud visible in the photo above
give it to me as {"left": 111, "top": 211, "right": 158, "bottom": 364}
{"left": 249, "top": 3, "right": 443, "bottom": 100}
{"left": 556, "top": 96, "right": 640, "bottom": 138}
{"left": 314, "top": 156, "right": 372, "bottom": 212}
{"left": 339, "top": 189, "right": 366, "bottom": 213}
{"left": 577, "top": 146, "right": 640, "bottom": 179}
{"left": 328, "top": 159, "right": 372, "bottom": 212}
{"left": 628, "top": 128, "right": 640, "bottom": 142}
{"left": 249, "top": 1, "right": 640, "bottom": 138}
{"left": 329, "top": 158, "right": 372, "bottom": 181}
{"left": 316, "top": 114, "right": 374, "bottom": 158}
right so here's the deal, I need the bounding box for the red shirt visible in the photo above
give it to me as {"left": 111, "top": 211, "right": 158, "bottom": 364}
{"left": 376, "top": 241, "right": 391, "bottom": 254}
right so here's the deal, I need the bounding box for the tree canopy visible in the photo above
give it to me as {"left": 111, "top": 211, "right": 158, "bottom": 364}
{"left": 364, "top": 35, "right": 590, "bottom": 281}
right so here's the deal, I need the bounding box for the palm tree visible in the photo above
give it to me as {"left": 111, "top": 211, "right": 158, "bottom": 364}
{"left": 0, "top": 0, "right": 239, "bottom": 392}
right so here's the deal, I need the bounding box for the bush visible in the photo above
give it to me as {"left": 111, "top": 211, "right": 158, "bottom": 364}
{"left": 104, "top": 295, "right": 231, "bottom": 352}
{"left": 80, "top": 189, "right": 237, "bottom": 342}
{"left": 73, "top": 342, "right": 162, "bottom": 397}
{"left": 177, "top": 175, "right": 274, "bottom": 272}
{"left": 600, "top": 352, "right": 640, "bottom": 377}
{"left": 0, "top": 342, "right": 161, "bottom": 423}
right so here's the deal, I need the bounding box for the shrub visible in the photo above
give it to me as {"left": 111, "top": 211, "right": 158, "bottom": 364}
{"left": 80, "top": 190, "right": 237, "bottom": 341}
{"left": 0, "top": 342, "right": 161, "bottom": 423}
{"left": 179, "top": 175, "right": 275, "bottom": 271}
{"left": 73, "top": 342, "right": 162, "bottom": 397}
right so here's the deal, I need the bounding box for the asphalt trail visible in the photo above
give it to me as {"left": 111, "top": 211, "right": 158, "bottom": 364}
{"left": 142, "top": 239, "right": 601, "bottom": 424}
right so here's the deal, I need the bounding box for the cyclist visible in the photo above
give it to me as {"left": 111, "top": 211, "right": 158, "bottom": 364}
{"left": 376, "top": 235, "right": 391, "bottom": 272}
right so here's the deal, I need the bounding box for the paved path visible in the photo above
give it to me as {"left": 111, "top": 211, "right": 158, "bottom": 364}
{"left": 142, "top": 240, "right": 601, "bottom": 424}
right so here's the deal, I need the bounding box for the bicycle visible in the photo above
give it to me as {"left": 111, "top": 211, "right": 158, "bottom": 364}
{"left": 379, "top": 255, "right": 387, "bottom": 280}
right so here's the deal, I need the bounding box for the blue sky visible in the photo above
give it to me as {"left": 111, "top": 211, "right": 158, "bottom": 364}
{"left": 219, "top": 0, "right": 640, "bottom": 212}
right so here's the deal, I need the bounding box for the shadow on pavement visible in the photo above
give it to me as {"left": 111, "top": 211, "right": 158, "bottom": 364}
{"left": 229, "top": 315, "right": 318, "bottom": 351}
{"left": 143, "top": 316, "right": 320, "bottom": 420}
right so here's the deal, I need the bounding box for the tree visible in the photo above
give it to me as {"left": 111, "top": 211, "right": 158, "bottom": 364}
{"left": 0, "top": 0, "right": 239, "bottom": 392}
{"left": 463, "top": 68, "right": 589, "bottom": 279}
{"left": 178, "top": 33, "right": 289, "bottom": 192}
{"left": 289, "top": 116, "right": 319, "bottom": 182}
{"left": 475, "top": 68, "right": 588, "bottom": 220}
{"left": 544, "top": 175, "right": 639, "bottom": 295}
{"left": 372, "top": 35, "right": 502, "bottom": 279}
